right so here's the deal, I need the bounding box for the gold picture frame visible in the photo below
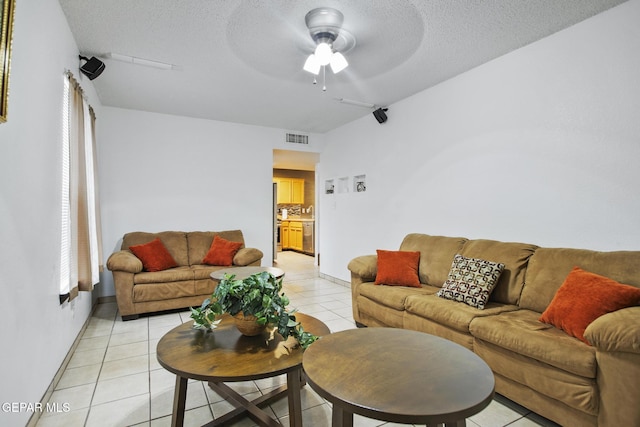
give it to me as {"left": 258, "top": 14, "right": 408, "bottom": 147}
{"left": 1, "top": 0, "right": 16, "bottom": 123}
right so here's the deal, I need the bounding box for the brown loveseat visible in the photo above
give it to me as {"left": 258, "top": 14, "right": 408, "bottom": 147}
{"left": 107, "top": 230, "right": 263, "bottom": 320}
{"left": 348, "top": 233, "right": 640, "bottom": 427}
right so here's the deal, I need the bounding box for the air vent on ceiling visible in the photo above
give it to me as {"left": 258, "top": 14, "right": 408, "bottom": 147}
{"left": 285, "top": 133, "right": 309, "bottom": 145}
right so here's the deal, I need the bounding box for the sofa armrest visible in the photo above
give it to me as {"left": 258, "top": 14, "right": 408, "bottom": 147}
{"left": 347, "top": 255, "right": 378, "bottom": 282}
{"left": 348, "top": 255, "right": 377, "bottom": 325}
{"left": 233, "top": 247, "right": 264, "bottom": 266}
{"left": 585, "top": 307, "right": 640, "bottom": 426}
{"left": 107, "top": 250, "right": 143, "bottom": 273}
{"left": 584, "top": 306, "right": 640, "bottom": 353}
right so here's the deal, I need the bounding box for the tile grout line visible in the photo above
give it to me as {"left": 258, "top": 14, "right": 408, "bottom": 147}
{"left": 84, "top": 307, "right": 117, "bottom": 427}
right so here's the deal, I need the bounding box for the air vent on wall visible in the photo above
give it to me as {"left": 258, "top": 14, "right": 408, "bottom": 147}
{"left": 285, "top": 133, "right": 309, "bottom": 145}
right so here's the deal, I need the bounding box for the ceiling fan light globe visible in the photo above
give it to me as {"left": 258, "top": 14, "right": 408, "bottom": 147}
{"left": 314, "top": 42, "right": 333, "bottom": 66}
{"left": 330, "top": 52, "right": 348, "bottom": 73}
{"left": 303, "top": 54, "right": 321, "bottom": 75}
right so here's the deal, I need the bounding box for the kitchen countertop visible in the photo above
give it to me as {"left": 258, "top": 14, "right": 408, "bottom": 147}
{"left": 278, "top": 216, "right": 315, "bottom": 222}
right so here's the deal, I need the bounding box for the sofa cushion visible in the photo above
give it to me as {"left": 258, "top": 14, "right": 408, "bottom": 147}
{"left": 374, "top": 250, "right": 421, "bottom": 287}
{"left": 129, "top": 238, "right": 179, "bottom": 272}
{"left": 539, "top": 267, "right": 640, "bottom": 344}
{"left": 133, "top": 266, "right": 194, "bottom": 284}
{"left": 192, "top": 265, "right": 225, "bottom": 280}
{"left": 187, "top": 230, "right": 245, "bottom": 265}
{"left": 459, "top": 239, "right": 538, "bottom": 305}
{"left": 202, "top": 236, "right": 243, "bottom": 266}
{"left": 194, "top": 278, "right": 217, "bottom": 297}
{"left": 122, "top": 231, "right": 189, "bottom": 266}
{"left": 469, "top": 309, "right": 596, "bottom": 379}
{"left": 520, "top": 247, "right": 640, "bottom": 313}
{"left": 437, "top": 254, "right": 505, "bottom": 309}
{"left": 133, "top": 280, "right": 196, "bottom": 302}
{"left": 359, "top": 282, "right": 438, "bottom": 310}
{"left": 357, "top": 295, "right": 405, "bottom": 327}
{"left": 405, "top": 293, "right": 519, "bottom": 333}
{"left": 473, "top": 339, "right": 598, "bottom": 415}
{"left": 399, "top": 234, "right": 467, "bottom": 286}
{"left": 402, "top": 311, "right": 475, "bottom": 350}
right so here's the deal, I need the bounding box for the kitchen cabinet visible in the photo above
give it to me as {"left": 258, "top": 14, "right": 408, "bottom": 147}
{"left": 275, "top": 178, "right": 291, "bottom": 204}
{"left": 289, "top": 221, "right": 303, "bottom": 251}
{"left": 290, "top": 179, "right": 304, "bottom": 204}
{"left": 281, "top": 221, "right": 290, "bottom": 249}
{"left": 280, "top": 220, "right": 308, "bottom": 252}
{"left": 274, "top": 178, "right": 304, "bottom": 204}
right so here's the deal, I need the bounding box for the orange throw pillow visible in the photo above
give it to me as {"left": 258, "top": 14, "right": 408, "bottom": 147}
{"left": 129, "top": 238, "right": 178, "bottom": 272}
{"left": 375, "top": 250, "right": 421, "bottom": 287}
{"left": 539, "top": 266, "right": 640, "bottom": 344}
{"left": 202, "top": 235, "right": 243, "bottom": 266}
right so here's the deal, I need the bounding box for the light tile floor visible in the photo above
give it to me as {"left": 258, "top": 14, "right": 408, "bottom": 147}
{"left": 36, "top": 251, "right": 559, "bottom": 427}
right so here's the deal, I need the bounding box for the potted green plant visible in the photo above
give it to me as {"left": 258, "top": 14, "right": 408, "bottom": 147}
{"left": 190, "top": 271, "right": 319, "bottom": 349}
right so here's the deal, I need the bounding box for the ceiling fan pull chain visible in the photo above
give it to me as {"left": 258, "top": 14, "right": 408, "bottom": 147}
{"left": 322, "top": 66, "right": 327, "bottom": 92}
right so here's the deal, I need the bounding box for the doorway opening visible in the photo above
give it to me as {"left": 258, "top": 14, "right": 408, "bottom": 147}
{"left": 272, "top": 149, "right": 319, "bottom": 265}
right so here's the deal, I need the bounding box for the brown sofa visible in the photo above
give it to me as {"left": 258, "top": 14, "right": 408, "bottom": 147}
{"left": 107, "top": 230, "right": 263, "bottom": 320}
{"left": 348, "top": 233, "right": 640, "bottom": 427}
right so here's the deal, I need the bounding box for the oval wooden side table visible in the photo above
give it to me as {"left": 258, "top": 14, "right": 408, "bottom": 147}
{"left": 303, "top": 327, "right": 495, "bottom": 427}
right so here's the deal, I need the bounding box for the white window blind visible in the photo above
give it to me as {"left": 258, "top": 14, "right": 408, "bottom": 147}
{"left": 60, "top": 76, "right": 71, "bottom": 296}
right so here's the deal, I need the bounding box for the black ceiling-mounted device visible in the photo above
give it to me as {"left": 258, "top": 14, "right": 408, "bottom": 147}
{"left": 79, "top": 56, "right": 105, "bottom": 80}
{"left": 373, "top": 108, "right": 388, "bottom": 124}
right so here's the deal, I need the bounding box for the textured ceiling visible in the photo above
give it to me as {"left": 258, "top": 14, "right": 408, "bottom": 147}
{"left": 59, "top": 0, "right": 626, "bottom": 134}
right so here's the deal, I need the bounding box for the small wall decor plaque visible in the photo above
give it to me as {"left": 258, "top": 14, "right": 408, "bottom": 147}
{"left": 354, "top": 175, "right": 366, "bottom": 193}
{"left": 325, "top": 179, "right": 335, "bottom": 194}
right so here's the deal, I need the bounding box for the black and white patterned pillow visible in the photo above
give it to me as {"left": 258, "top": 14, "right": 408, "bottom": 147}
{"left": 437, "top": 254, "right": 505, "bottom": 309}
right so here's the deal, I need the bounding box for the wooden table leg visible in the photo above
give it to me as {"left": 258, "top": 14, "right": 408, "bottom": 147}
{"left": 332, "top": 405, "right": 353, "bottom": 427}
{"left": 287, "top": 368, "right": 303, "bottom": 427}
{"left": 207, "top": 381, "right": 281, "bottom": 427}
{"left": 172, "top": 375, "right": 188, "bottom": 427}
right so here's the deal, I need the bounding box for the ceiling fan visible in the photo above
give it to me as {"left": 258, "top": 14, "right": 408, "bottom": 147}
{"left": 302, "top": 7, "right": 355, "bottom": 91}
{"left": 299, "top": 7, "right": 385, "bottom": 119}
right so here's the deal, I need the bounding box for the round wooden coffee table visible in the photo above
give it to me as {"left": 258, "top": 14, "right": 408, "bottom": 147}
{"left": 157, "top": 312, "right": 329, "bottom": 427}
{"left": 303, "top": 328, "right": 495, "bottom": 427}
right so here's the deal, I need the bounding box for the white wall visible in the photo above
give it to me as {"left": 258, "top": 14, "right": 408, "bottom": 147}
{"left": 0, "top": 1, "right": 101, "bottom": 425}
{"left": 97, "top": 107, "right": 325, "bottom": 297}
{"left": 318, "top": 0, "right": 640, "bottom": 282}
{"left": 1, "top": 1, "right": 637, "bottom": 422}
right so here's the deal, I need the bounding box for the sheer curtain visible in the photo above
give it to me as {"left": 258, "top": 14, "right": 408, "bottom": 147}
{"left": 60, "top": 72, "right": 103, "bottom": 302}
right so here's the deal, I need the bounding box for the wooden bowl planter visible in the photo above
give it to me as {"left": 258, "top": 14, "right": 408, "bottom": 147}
{"left": 190, "top": 271, "right": 319, "bottom": 348}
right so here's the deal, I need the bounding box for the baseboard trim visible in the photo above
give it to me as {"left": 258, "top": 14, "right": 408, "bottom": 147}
{"left": 318, "top": 272, "right": 350, "bottom": 288}
{"left": 97, "top": 295, "right": 116, "bottom": 304}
